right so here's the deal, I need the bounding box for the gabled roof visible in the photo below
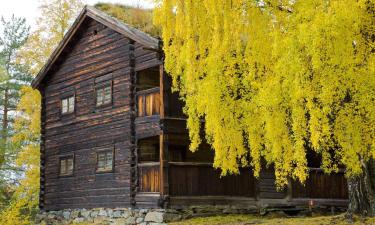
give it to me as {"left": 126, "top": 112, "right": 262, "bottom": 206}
{"left": 32, "top": 5, "right": 160, "bottom": 89}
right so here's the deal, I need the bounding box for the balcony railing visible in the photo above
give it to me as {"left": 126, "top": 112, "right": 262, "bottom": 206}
{"left": 136, "top": 88, "right": 160, "bottom": 117}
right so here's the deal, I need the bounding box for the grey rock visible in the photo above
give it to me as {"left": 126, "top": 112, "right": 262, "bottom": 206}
{"left": 123, "top": 211, "right": 132, "bottom": 218}
{"left": 71, "top": 209, "right": 80, "bottom": 218}
{"left": 107, "top": 209, "right": 114, "bottom": 217}
{"left": 91, "top": 210, "right": 99, "bottom": 217}
{"left": 62, "top": 211, "right": 70, "bottom": 220}
{"left": 125, "top": 216, "right": 136, "bottom": 224}
{"left": 81, "top": 209, "right": 90, "bottom": 218}
{"left": 47, "top": 213, "right": 56, "bottom": 219}
{"left": 113, "top": 210, "right": 123, "bottom": 218}
{"left": 99, "top": 209, "right": 108, "bottom": 217}
{"left": 136, "top": 217, "right": 144, "bottom": 223}
{"left": 144, "top": 211, "right": 164, "bottom": 223}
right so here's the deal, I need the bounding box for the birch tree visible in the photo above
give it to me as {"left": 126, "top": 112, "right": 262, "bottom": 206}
{"left": 154, "top": 0, "right": 375, "bottom": 215}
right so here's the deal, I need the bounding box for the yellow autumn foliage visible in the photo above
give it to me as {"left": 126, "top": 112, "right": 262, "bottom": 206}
{"left": 0, "top": 87, "right": 41, "bottom": 225}
{"left": 0, "top": 1, "right": 83, "bottom": 224}
{"left": 154, "top": 0, "right": 375, "bottom": 187}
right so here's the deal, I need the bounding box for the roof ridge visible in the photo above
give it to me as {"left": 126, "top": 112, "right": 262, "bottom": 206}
{"left": 32, "top": 5, "right": 161, "bottom": 89}
{"left": 85, "top": 5, "right": 159, "bottom": 43}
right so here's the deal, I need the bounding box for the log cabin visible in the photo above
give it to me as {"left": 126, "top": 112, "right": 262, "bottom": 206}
{"left": 32, "top": 6, "right": 348, "bottom": 212}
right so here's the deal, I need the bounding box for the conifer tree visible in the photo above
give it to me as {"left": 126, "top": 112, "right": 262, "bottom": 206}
{"left": 0, "top": 16, "right": 30, "bottom": 210}
{"left": 0, "top": 15, "right": 30, "bottom": 170}
{"left": 0, "top": 1, "right": 82, "bottom": 223}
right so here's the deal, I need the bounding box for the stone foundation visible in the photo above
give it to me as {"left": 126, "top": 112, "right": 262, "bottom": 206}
{"left": 36, "top": 204, "right": 346, "bottom": 224}
{"left": 36, "top": 208, "right": 166, "bottom": 225}
{"left": 36, "top": 205, "right": 259, "bottom": 225}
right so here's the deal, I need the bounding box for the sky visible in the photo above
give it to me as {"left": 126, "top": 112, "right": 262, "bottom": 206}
{"left": 0, "top": 0, "right": 154, "bottom": 30}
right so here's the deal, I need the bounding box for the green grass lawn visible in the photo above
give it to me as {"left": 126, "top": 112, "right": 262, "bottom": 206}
{"left": 169, "top": 214, "right": 375, "bottom": 225}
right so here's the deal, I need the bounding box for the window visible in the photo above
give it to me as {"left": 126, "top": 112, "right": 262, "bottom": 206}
{"left": 96, "top": 82, "right": 112, "bottom": 107}
{"left": 59, "top": 155, "right": 74, "bottom": 176}
{"left": 96, "top": 150, "right": 114, "bottom": 173}
{"left": 61, "top": 96, "right": 74, "bottom": 114}
{"left": 137, "top": 90, "right": 160, "bottom": 117}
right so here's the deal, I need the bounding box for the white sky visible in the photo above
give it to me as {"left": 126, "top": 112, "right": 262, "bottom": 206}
{"left": 0, "top": 0, "right": 154, "bottom": 30}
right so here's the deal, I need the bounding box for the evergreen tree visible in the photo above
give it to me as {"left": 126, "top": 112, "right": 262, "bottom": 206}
{"left": 0, "top": 15, "right": 30, "bottom": 169}
{"left": 0, "top": 16, "right": 30, "bottom": 211}
{"left": 0, "top": 1, "right": 82, "bottom": 223}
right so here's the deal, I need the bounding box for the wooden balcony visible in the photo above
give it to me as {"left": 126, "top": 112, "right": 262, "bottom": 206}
{"left": 138, "top": 162, "right": 160, "bottom": 193}
{"left": 135, "top": 88, "right": 162, "bottom": 139}
{"left": 136, "top": 87, "right": 160, "bottom": 117}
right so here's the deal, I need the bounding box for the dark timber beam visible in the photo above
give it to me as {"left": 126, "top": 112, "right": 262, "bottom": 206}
{"left": 159, "top": 64, "right": 169, "bottom": 207}
{"left": 129, "top": 40, "right": 137, "bottom": 206}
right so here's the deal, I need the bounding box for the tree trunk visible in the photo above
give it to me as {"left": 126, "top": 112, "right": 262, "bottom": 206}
{"left": 348, "top": 159, "right": 375, "bottom": 216}
{"left": 2, "top": 87, "right": 9, "bottom": 136}
{"left": 0, "top": 87, "right": 9, "bottom": 166}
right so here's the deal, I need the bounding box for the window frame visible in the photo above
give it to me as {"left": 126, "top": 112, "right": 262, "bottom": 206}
{"left": 95, "top": 147, "right": 115, "bottom": 174}
{"left": 60, "top": 94, "right": 75, "bottom": 115}
{"left": 95, "top": 80, "right": 113, "bottom": 108}
{"left": 59, "top": 154, "right": 75, "bottom": 177}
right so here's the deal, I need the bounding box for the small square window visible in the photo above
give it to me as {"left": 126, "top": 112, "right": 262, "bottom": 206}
{"left": 96, "top": 82, "right": 112, "bottom": 107}
{"left": 59, "top": 155, "right": 74, "bottom": 176}
{"left": 61, "top": 96, "right": 74, "bottom": 114}
{"left": 96, "top": 150, "right": 114, "bottom": 173}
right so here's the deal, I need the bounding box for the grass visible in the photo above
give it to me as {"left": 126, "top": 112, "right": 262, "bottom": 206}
{"left": 169, "top": 214, "right": 375, "bottom": 225}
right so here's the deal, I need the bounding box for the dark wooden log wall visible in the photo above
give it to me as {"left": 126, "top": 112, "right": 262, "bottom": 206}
{"left": 258, "top": 170, "right": 286, "bottom": 199}
{"left": 40, "top": 18, "right": 160, "bottom": 210}
{"left": 169, "top": 163, "right": 256, "bottom": 197}
{"left": 291, "top": 169, "right": 348, "bottom": 199}
{"left": 39, "top": 16, "right": 349, "bottom": 210}
{"left": 40, "top": 87, "right": 47, "bottom": 210}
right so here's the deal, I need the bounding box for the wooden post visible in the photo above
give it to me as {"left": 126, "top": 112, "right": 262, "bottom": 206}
{"left": 159, "top": 134, "right": 169, "bottom": 196}
{"left": 129, "top": 41, "right": 137, "bottom": 206}
{"left": 159, "top": 64, "right": 165, "bottom": 118}
{"left": 159, "top": 64, "right": 169, "bottom": 207}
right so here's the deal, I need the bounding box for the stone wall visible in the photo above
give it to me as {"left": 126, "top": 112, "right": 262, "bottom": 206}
{"left": 36, "top": 208, "right": 167, "bottom": 225}
{"left": 36, "top": 204, "right": 344, "bottom": 224}
{"left": 35, "top": 205, "right": 259, "bottom": 225}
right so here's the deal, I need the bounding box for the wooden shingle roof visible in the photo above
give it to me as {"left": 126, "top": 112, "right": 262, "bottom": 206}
{"left": 32, "top": 5, "right": 160, "bottom": 89}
